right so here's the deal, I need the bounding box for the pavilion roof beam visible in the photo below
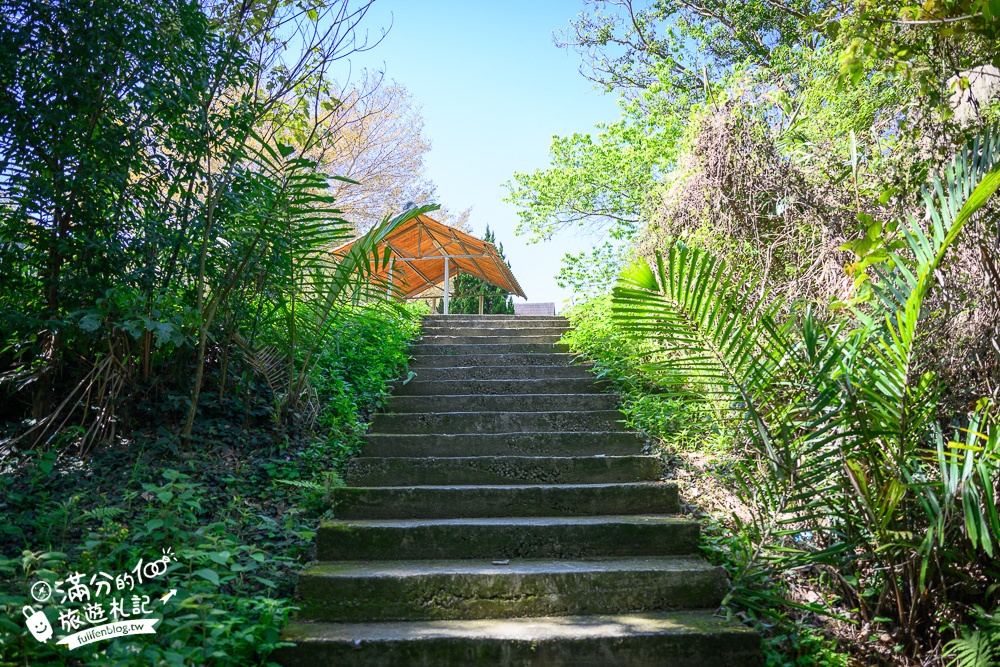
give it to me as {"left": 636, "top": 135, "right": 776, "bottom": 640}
{"left": 421, "top": 218, "right": 524, "bottom": 298}
{"left": 422, "top": 224, "right": 493, "bottom": 285}
{"left": 382, "top": 223, "right": 422, "bottom": 251}
{"left": 402, "top": 253, "right": 493, "bottom": 259}
{"left": 436, "top": 226, "right": 497, "bottom": 285}
{"left": 384, "top": 242, "right": 416, "bottom": 259}
{"left": 421, "top": 224, "right": 464, "bottom": 258}
{"left": 392, "top": 257, "right": 437, "bottom": 288}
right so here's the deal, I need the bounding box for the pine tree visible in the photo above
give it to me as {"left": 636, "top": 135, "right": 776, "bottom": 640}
{"left": 450, "top": 226, "right": 515, "bottom": 314}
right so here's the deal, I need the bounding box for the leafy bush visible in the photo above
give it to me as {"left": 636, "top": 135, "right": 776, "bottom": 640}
{"left": 609, "top": 126, "right": 1000, "bottom": 660}
{"left": 563, "top": 295, "right": 725, "bottom": 452}
{"left": 0, "top": 307, "right": 421, "bottom": 665}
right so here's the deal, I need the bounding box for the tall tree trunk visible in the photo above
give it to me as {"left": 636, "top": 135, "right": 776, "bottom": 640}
{"left": 33, "top": 206, "right": 70, "bottom": 423}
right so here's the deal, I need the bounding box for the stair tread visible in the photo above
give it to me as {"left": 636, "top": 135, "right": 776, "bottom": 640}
{"left": 352, "top": 455, "right": 654, "bottom": 461}
{"left": 322, "top": 514, "right": 693, "bottom": 529}
{"left": 365, "top": 431, "right": 640, "bottom": 437}
{"left": 282, "top": 610, "right": 754, "bottom": 642}
{"left": 390, "top": 393, "right": 613, "bottom": 398}
{"left": 304, "top": 555, "right": 717, "bottom": 578}
{"left": 407, "top": 365, "right": 590, "bottom": 370}
{"left": 392, "top": 378, "right": 600, "bottom": 390}
{"left": 377, "top": 409, "right": 623, "bottom": 416}
{"left": 341, "top": 482, "right": 669, "bottom": 491}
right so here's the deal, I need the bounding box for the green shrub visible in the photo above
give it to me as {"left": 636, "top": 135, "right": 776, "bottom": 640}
{"left": 0, "top": 307, "right": 421, "bottom": 665}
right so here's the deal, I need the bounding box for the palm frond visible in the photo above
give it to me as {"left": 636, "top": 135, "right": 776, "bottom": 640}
{"left": 945, "top": 629, "right": 1000, "bottom": 667}
{"left": 612, "top": 245, "right": 792, "bottom": 469}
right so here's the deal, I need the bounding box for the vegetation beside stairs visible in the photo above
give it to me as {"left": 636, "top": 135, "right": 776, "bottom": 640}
{"left": 275, "top": 314, "right": 761, "bottom": 666}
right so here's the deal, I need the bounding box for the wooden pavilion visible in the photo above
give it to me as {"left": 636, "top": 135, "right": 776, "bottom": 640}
{"left": 334, "top": 214, "right": 526, "bottom": 314}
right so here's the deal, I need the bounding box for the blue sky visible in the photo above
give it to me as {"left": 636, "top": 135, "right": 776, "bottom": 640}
{"left": 345, "top": 1, "right": 622, "bottom": 308}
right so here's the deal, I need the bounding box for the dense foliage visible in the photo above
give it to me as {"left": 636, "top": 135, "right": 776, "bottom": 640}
{"left": 563, "top": 298, "right": 851, "bottom": 667}
{"left": 0, "top": 0, "right": 427, "bottom": 449}
{"left": 0, "top": 0, "right": 431, "bottom": 663}
{"left": 518, "top": 1, "right": 1000, "bottom": 664}
{"left": 0, "top": 306, "right": 420, "bottom": 665}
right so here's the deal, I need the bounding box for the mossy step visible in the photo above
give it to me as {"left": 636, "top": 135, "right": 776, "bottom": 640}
{"left": 388, "top": 393, "right": 618, "bottom": 414}
{"left": 409, "top": 353, "right": 578, "bottom": 368}
{"left": 418, "top": 334, "right": 566, "bottom": 345}
{"left": 405, "top": 365, "right": 593, "bottom": 381}
{"left": 419, "top": 326, "right": 569, "bottom": 338}
{"left": 275, "top": 611, "right": 763, "bottom": 666}
{"left": 294, "top": 556, "right": 727, "bottom": 622}
{"left": 345, "top": 455, "right": 658, "bottom": 486}
{"left": 370, "top": 410, "right": 624, "bottom": 435}
{"left": 422, "top": 315, "right": 568, "bottom": 326}
{"left": 317, "top": 515, "right": 699, "bottom": 560}
{"left": 391, "top": 377, "right": 603, "bottom": 396}
{"left": 330, "top": 482, "right": 678, "bottom": 520}
{"left": 361, "top": 432, "right": 645, "bottom": 457}
{"left": 411, "top": 343, "right": 571, "bottom": 355}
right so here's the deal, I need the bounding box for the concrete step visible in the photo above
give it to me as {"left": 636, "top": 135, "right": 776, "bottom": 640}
{"left": 331, "top": 482, "right": 677, "bottom": 520}
{"left": 370, "top": 410, "right": 624, "bottom": 435}
{"left": 317, "top": 515, "right": 699, "bottom": 560}
{"left": 391, "top": 378, "right": 603, "bottom": 396}
{"left": 388, "top": 393, "right": 618, "bottom": 414}
{"left": 410, "top": 353, "right": 580, "bottom": 368}
{"left": 294, "top": 557, "right": 728, "bottom": 622}
{"left": 345, "top": 455, "right": 659, "bottom": 486}
{"left": 277, "top": 611, "right": 761, "bottom": 666}
{"left": 404, "top": 365, "right": 593, "bottom": 381}
{"left": 276, "top": 315, "right": 763, "bottom": 666}
{"left": 361, "top": 432, "right": 645, "bottom": 457}
{"left": 422, "top": 315, "right": 568, "bottom": 327}
{"left": 418, "top": 334, "right": 566, "bottom": 345}
{"left": 410, "top": 343, "right": 570, "bottom": 355}
{"left": 420, "top": 326, "right": 568, "bottom": 338}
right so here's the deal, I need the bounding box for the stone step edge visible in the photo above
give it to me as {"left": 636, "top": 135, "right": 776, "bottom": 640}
{"left": 389, "top": 393, "right": 616, "bottom": 398}
{"left": 388, "top": 393, "right": 618, "bottom": 405}
{"left": 389, "top": 379, "right": 605, "bottom": 394}
{"left": 418, "top": 328, "right": 569, "bottom": 335}
{"left": 405, "top": 363, "right": 592, "bottom": 370}
{"left": 336, "top": 482, "right": 669, "bottom": 491}
{"left": 392, "top": 376, "right": 601, "bottom": 383}
{"left": 300, "top": 555, "right": 720, "bottom": 578}
{"left": 319, "top": 514, "right": 693, "bottom": 529}
{"left": 373, "top": 409, "right": 624, "bottom": 417}
{"left": 279, "top": 610, "right": 757, "bottom": 643}
{"left": 347, "top": 454, "right": 653, "bottom": 462}
{"left": 293, "top": 556, "right": 727, "bottom": 620}
{"left": 314, "top": 515, "right": 699, "bottom": 561}
{"left": 275, "top": 613, "right": 762, "bottom": 667}
{"left": 343, "top": 455, "right": 661, "bottom": 486}
{"left": 363, "top": 431, "right": 641, "bottom": 437}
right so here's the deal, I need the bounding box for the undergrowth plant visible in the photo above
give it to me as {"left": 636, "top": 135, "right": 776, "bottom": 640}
{"left": 610, "top": 126, "right": 1000, "bottom": 660}
{"left": 561, "top": 296, "right": 713, "bottom": 452}
{"left": 0, "top": 305, "right": 421, "bottom": 665}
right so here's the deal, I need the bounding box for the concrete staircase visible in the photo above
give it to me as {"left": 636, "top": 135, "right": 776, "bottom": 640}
{"left": 276, "top": 315, "right": 761, "bottom": 666}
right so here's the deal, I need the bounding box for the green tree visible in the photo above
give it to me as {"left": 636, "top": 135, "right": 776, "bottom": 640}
{"left": 0, "top": 0, "right": 423, "bottom": 449}
{"left": 448, "top": 226, "right": 515, "bottom": 315}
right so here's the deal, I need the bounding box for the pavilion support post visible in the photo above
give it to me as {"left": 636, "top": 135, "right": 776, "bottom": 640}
{"left": 478, "top": 295, "right": 484, "bottom": 315}
{"left": 386, "top": 258, "right": 394, "bottom": 300}
{"left": 443, "top": 257, "right": 450, "bottom": 315}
